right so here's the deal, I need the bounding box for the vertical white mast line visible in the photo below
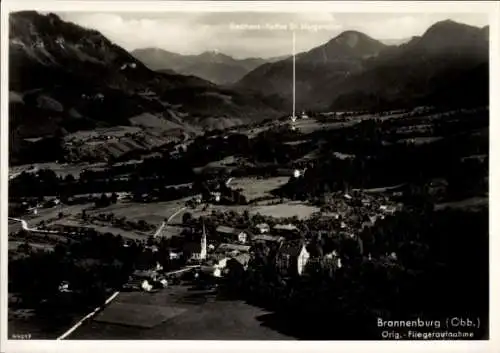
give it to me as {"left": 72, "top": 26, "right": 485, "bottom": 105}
{"left": 292, "top": 30, "right": 296, "bottom": 119}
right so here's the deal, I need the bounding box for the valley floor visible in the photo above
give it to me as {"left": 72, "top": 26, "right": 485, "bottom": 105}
{"left": 68, "top": 285, "right": 294, "bottom": 340}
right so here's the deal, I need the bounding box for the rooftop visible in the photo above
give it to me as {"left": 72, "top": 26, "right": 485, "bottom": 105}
{"left": 216, "top": 225, "right": 242, "bottom": 235}
{"left": 232, "top": 253, "right": 251, "bottom": 267}
{"left": 252, "top": 234, "right": 284, "bottom": 243}
{"left": 216, "top": 243, "right": 251, "bottom": 253}
{"left": 273, "top": 224, "right": 299, "bottom": 231}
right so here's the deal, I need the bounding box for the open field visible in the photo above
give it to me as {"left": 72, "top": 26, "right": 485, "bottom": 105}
{"left": 129, "top": 113, "right": 184, "bottom": 131}
{"left": 95, "top": 301, "right": 188, "bottom": 328}
{"left": 236, "top": 116, "right": 366, "bottom": 137}
{"left": 69, "top": 285, "right": 294, "bottom": 340}
{"left": 9, "top": 196, "right": 194, "bottom": 241}
{"left": 8, "top": 204, "right": 92, "bottom": 235}
{"left": 8, "top": 241, "right": 55, "bottom": 251}
{"left": 230, "top": 176, "right": 290, "bottom": 201}
{"left": 84, "top": 198, "right": 191, "bottom": 225}
{"left": 293, "top": 119, "right": 349, "bottom": 134}
{"left": 47, "top": 218, "right": 149, "bottom": 240}
{"left": 190, "top": 201, "right": 319, "bottom": 221}
{"left": 194, "top": 155, "right": 240, "bottom": 173}
{"left": 396, "top": 136, "right": 444, "bottom": 145}
{"left": 63, "top": 124, "right": 180, "bottom": 162}
{"left": 9, "top": 162, "right": 107, "bottom": 178}
{"left": 248, "top": 202, "right": 319, "bottom": 219}
{"left": 40, "top": 199, "right": 192, "bottom": 240}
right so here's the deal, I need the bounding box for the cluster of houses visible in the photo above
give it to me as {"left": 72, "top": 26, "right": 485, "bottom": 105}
{"left": 124, "top": 219, "right": 318, "bottom": 291}
{"left": 183, "top": 221, "right": 314, "bottom": 279}
{"left": 321, "top": 191, "right": 401, "bottom": 231}
{"left": 124, "top": 190, "right": 402, "bottom": 292}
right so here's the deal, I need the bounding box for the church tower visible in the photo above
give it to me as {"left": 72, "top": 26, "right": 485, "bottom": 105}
{"left": 200, "top": 219, "right": 207, "bottom": 260}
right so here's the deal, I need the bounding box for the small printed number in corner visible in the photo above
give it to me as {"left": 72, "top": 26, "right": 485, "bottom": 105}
{"left": 11, "top": 333, "right": 32, "bottom": 340}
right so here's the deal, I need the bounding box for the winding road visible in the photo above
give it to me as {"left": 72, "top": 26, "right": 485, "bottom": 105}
{"left": 153, "top": 206, "right": 187, "bottom": 238}
{"left": 8, "top": 217, "right": 33, "bottom": 231}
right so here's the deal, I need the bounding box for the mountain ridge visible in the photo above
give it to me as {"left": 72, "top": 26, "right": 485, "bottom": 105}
{"left": 8, "top": 10, "right": 286, "bottom": 163}
{"left": 235, "top": 19, "right": 489, "bottom": 111}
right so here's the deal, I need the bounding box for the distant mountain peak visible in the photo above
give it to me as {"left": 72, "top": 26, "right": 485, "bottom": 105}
{"left": 296, "top": 30, "right": 386, "bottom": 62}
{"left": 423, "top": 19, "right": 482, "bottom": 37}
{"left": 334, "top": 31, "right": 365, "bottom": 48}
{"left": 202, "top": 49, "right": 221, "bottom": 55}
{"left": 198, "top": 50, "right": 233, "bottom": 61}
{"left": 418, "top": 19, "right": 488, "bottom": 51}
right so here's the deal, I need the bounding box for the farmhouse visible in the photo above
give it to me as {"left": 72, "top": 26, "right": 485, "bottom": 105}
{"left": 255, "top": 223, "right": 270, "bottom": 234}
{"left": 202, "top": 256, "right": 230, "bottom": 278}
{"left": 275, "top": 240, "right": 310, "bottom": 276}
{"left": 194, "top": 194, "right": 203, "bottom": 204}
{"left": 208, "top": 191, "right": 221, "bottom": 203}
{"left": 58, "top": 281, "right": 72, "bottom": 293}
{"left": 216, "top": 225, "right": 248, "bottom": 244}
{"left": 168, "top": 250, "right": 182, "bottom": 260}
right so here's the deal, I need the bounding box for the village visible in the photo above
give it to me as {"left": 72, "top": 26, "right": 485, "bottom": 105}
{"left": 117, "top": 183, "right": 402, "bottom": 294}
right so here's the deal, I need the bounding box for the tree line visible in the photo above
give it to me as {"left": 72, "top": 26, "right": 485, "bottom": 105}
{"left": 221, "top": 207, "right": 489, "bottom": 339}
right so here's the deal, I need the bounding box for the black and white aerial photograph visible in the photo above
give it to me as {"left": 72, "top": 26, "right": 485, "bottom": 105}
{"left": 2, "top": 1, "right": 496, "bottom": 347}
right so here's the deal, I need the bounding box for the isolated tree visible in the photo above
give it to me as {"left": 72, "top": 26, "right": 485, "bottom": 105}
{"left": 95, "top": 193, "right": 110, "bottom": 208}
{"left": 182, "top": 212, "right": 192, "bottom": 225}
{"left": 64, "top": 174, "right": 76, "bottom": 183}
{"left": 110, "top": 192, "right": 118, "bottom": 204}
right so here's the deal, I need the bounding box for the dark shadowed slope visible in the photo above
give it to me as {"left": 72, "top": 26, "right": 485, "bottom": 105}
{"left": 8, "top": 12, "right": 286, "bottom": 147}
{"left": 330, "top": 20, "right": 489, "bottom": 110}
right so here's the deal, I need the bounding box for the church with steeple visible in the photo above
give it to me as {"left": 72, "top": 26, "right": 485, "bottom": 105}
{"left": 183, "top": 219, "right": 207, "bottom": 262}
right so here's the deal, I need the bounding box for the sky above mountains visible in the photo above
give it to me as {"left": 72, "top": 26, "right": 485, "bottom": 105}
{"left": 58, "top": 12, "right": 489, "bottom": 59}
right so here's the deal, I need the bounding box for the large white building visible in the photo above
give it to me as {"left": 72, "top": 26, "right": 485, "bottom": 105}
{"left": 275, "top": 240, "right": 310, "bottom": 276}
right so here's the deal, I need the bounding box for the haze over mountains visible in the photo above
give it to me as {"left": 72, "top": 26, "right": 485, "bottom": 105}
{"left": 131, "top": 48, "right": 287, "bottom": 85}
